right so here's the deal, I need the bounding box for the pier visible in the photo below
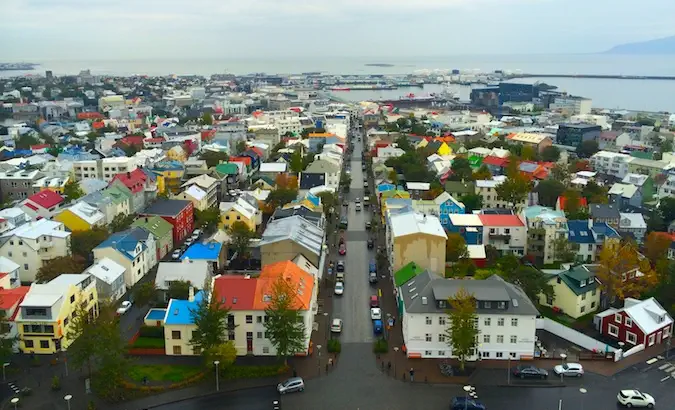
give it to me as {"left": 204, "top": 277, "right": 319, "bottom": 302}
{"left": 507, "top": 73, "right": 675, "bottom": 81}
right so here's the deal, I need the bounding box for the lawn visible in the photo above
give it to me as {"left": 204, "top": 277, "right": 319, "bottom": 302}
{"left": 127, "top": 364, "right": 202, "bottom": 383}
{"left": 131, "top": 337, "right": 165, "bottom": 349}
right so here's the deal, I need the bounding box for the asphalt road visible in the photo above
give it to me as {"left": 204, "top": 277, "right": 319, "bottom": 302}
{"left": 150, "top": 387, "right": 279, "bottom": 410}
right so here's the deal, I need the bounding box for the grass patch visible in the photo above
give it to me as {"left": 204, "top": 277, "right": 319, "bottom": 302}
{"left": 538, "top": 305, "right": 577, "bottom": 327}
{"left": 131, "top": 337, "right": 165, "bottom": 349}
{"left": 220, "top": 364, "right": 288, "bottom": 380}
{"left": 128, "top": 364, "right": 202, "bottom": 383}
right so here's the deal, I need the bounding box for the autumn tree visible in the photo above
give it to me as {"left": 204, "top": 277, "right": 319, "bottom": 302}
{"left": 228, "top": 221, "right": 255, "bottom": 259}
{"left": 495, "top": 171, "right": 532, "bottom": 211}
{"left": 504, "top": 266, "right": 554, "bottom": 304}
{"left": 70, "top": 227, "right": 109, "bottom": 260}
{"left": 63, "top": 179, "right": 84, "bottom": 203}
{"left": 597, "top": 240, "right": 657, "bottom": 308}
{"left": 168, "top": 280, "right": 192, "bottom": 300}
{"left": 445, "top": 287, "right": 478, "bottom": 372}
{"left": 562, "top": 189, "right": 589, "bottom": 220}
{"left": 190, "top": 279, "right": 233, "bottom": 364}
{"left": 264, "top": 275, "right": 307, "bottom": 364}
{"left": 643, "top": 232, "right": 671, "bottom": 266}
{"left": 275, "top": 174, "right": 298, "bottom": 190}
{"left": 520, "top": 145, "right": 537, "bottom": 161}
{"left": 472, "top": 165, "right": 492, "bottom": 181}
{"left": 446, "top": 233, "right": 469, "bottom": 262}
{"left": 36, "top": 255, "right": 86, "bottom": 283}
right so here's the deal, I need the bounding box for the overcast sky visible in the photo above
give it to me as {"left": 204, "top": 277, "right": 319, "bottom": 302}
{"left": 2, "top": 0, "right": 675, "bottom": 60}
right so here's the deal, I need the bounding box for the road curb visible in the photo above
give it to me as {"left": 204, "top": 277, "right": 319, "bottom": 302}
{"left": 495, "top": 383, "right": 566, "bottom": 388}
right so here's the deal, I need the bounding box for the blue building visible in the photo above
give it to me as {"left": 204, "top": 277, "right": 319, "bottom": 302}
{"left": 446, "top": 214, "right": 483, "bottom": 245}
{"left": 568, "top": 220, "right": 621, "bottom": 263}
{"left": 499, "top": 82, "right": 539, "bottom": 105}
{"left": 181, "top": 241, "right": 225, "bottom": 269}
{"left": 434, "top": 192, "right": 465, "bottom": 229}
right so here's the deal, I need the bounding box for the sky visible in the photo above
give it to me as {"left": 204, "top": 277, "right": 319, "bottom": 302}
{"left": 2, "top": 0, "right": 675, "bottom": 60}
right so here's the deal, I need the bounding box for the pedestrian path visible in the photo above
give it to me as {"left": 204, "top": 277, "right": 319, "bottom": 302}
{"left": 656, "top": 361, "right": 675, "bottom": 382}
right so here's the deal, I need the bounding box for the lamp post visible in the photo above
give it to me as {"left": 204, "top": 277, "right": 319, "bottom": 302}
{"left": 63, "top": 348, "right": 69, "bottom": 377}
{"left": 64, "top": 394, "right": 72, "bottom": 410}
{"left": 213, "top": 361, "right": 220, "bottom": 391}
{"left": 10, "top": 398, "right": 18, "bottom": 410}
{"left": 579, "top": 387, "right": 587, "bottom": 410}
{"left": 2, "top": 362, "right": 9, "bottom": 381}
{"left": 323, "top": 312, "right": 329, "bottom": 341}
{"left": 393, "top": 347, "right": 399, "bottom": 377}
{"left": 463, "top": 385, "right": 472, "bottom": 410}
{"left": 316, "top": 345, "right": 322, "bottom": 376}
{"left": 507, "top": 355, "right": 511, "bottom": 385}
{"left": 559, "top": 353, "right": 567, "bottom": 383}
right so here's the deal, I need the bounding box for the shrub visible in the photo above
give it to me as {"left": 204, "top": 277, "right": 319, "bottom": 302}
{"left": 131, "top": 337, "right": 165, "bottom": 349}
{"left": 373, "top": 338, "right": 388, "bottom": 354}
{"left": 327, "top": 339, "right": 341, "bottom": 353}
{"left": 220, "top": 364, "right": 288, "bottom": 380}
{"left": 87, "top": 400, "right": 97, "bottom": 410}
{"left": 138, "top": 325, "right": 164, "bottom": 339}
{"left": 51, "top": 375, "right": 61, "bottom": 391}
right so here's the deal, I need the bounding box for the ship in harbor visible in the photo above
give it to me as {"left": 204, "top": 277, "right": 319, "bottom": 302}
{"left": 0, "top": 62, "right": 38, "bottom": 71}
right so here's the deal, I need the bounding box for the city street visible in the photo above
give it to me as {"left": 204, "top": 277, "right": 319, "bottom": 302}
{"left": 151, "top": 386, "right": 279, "bottom": 410}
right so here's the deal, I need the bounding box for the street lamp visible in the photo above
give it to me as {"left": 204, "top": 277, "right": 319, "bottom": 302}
{"left": 579, "top": 387, "right": 587, "bottom": 410}
{"left": 64, "top": 394, "right": 72, "bottom": 410}
{"left": 323, "top": 312, "right": 329, "bottom": 341}
{"left": 463, "top": 385, "right": 472, "bottom": 410}
{"left": 2, "top": 362, "right": 9, "bottom": 381}
{"left": 559, "top": 353, "right": 567, "bottom": 383}
{"left": 316, "top": 345, "right": 322, "bottom": 376}
{"left": 393, "top": 347, "right": 399, "bottom": 377}
{"left": 213, "top": 361, "right": 220, "bottom": 391}
{"left": 10, "top": 398, "right": 18, "bottom": 410}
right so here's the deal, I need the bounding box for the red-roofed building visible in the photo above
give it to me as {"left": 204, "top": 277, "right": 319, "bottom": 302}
{"left": 201, "top": 129, "right": 216, "bottom": 142}
{"left": 30, "top": 144, "right": 50, "bottom": 154}
{"left": 20, "top": 190, "right": 65, "bottom": 219}
{"left": 110, "top": 168, "right": 158, "bottom": 212}
{"left": 77, "top": 112, "right": 104, "bottom": 120}
{"left": 482, "top": 156, "right": 510, "bottom": 175}
{"left": 213, "top": 276, "right": 257, "bottom": 311}
{"left": 144, "top": 137, "right": 165, "bottom": 149}
{"left": 116, "top": 136, "right": 144, "bottom": 150}
{"left": 556, "top": 195, "right": 588, "bottom": 212}
{"left": 0, "top": 285, "right": 31, "bottom": 349}
{"left": 478, "top": 214, "right": 527, "bottom": 256}
{"left": 229, "top": 156, "right": 252, "bottom": 171}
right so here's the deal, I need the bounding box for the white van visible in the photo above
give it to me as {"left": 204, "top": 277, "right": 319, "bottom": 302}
{"left": 364, "top": 196, "right": 370, "bottom": 207}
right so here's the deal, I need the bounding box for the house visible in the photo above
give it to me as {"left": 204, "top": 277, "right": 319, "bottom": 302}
{"left": 140, "top": 199, "right": 194, "bottom": 244}
{"left": 627, "top": 158, "right": 670, "bottom": 180}
{"left": 0, "top": 256, "right": 21, "bottom": 288}
{"left": 0, "top": 219, "right": 71, "bottom": 282}
{"left": 398, "top": 271, "right": 538, "bottom": 359}
{"left": 446, "top": 214, "right": 484, "bottom": 245}
{"left": 539, "top": 264, "right": 600, "bottom": 319}
{"left": 595, "top": 298, "right": 672, "bottom": 349}
{"left": 180, "top": 242, "right": 226, "bottom": 270}
{"left": 259, "top": 215, "right": 325, "bottom": 276}
{"left": 608, "top": 183, "right": 641, "bottom": 210}
{"left": 567, "top": 220, "right": 620, "bottom": 263}
{"left": 131, "top": 216, "right": 174, "bottom": 260}
{"left": 522, "top": 206, "right": 568, "bottom": 266}
{"left": 20, "top": 190, "right": 65, "bottom": 220}
{"left": 482, "top": 156, "right": 509, "bottom": 176}
{"left": 0, "top": 284, "right": 30, "bottom": 351}
{"left": 589, "top": 204, "right": 621, "bottom": 228}
{"left": 590, "top": 151, "right": 633, "bottom": 179}
{"left": 219, "top": 197, "right": 259, "bottom": 231}
{"left": 154, "top": 260, "right": 212, "bottom": 301}
{"left": 0, "top": 169, "right": 44, "bottom": 201}
{"left": 84, "top": 257, "right": 126, "bottom": 301}
{"left": 93, "top": 228, "right": 153, "bottom": 287}
{"left": 72, "top": 157, "right": 137, "bottom": 182}
{"left": 258, "top": 162, "right": 287, "bottom": 180}
{"left": 618, "top": 213, "right": 647, "bottom": 244}
{"left": 16, "top": 274, "right": 98, "bottom": 354}
{"left": 163, "top": 288, "right": 204, "bottom": 356}
{"left": 109, "top": 168, "right": 158, "bottom": 213}
{"left": 408, "top": 192, "right": 464, "bottom": 229}
{"left": 174, "top": 185, "right": 209, "bottom": 211}
{"left": 507, "top": 132, "right": 553, "bottom": 153}
{"left": 478, "top": 214, "right": 527, "bottom": 256}
{"left": 302, "top": 159, "right": 341, "bottom": 190}
{"left": 150, "top": 160, "right": 185, "bottom": 195}
{"left": 386, "top": 210, "right": 447, "bottom": 274}
{"left": 180, "top": 174, "right": 219, "bottom": 209}
{"left": 54, "top": 201, "right": 105, "bottom": 232}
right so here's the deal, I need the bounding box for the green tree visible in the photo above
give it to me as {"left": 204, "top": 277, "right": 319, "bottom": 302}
{"left": 659, "top": 197, "right": 675, "bottom": 226}
{"left": 388, "top": 169, "right": 399, "bottom": 184}
{"left": 264, "top": 275, "right": 307, "bottom": 364}
{"left": 445, "top": 233, "right": 469, "bottom": 262}
{"left": 576, "top": 140, "right": 599, "bottom": 158}
{"left": 495, "top": 173, "right": 532, "bottom": 211}
{"left": 301, "top": 152, "right": 315, "bottom": 170}
{"left": 472, "top": 165, "right": 492, "bottom": 181}
{"left": 553, "top": 236, "right": 578, "bottom": 263}
{"left": 195, "top": 207, "right": 220, "bottom": 232}
{"left": 168, "top": 280, "right": 192, "bottom": 300}
{"left": 541, "top": 145, "right": 561, "bottom": 162}
{"left": 394, "top": 135, "right": 413, "bottom": 152}
{"left": 445, "top": 287, "right": 478, "bottom": 372}
{"left": 199, "top": 151, "right": 229, "bottom": 168}
{"left": 201, "top": 112, "right": 213, "bottom": 125}
{"left": 90, "top": 301, "right": 129, "bottom": 400}
{"left": 661, "top": 139, "right": 673, "bottom": 153}
{"left": 550, "top": 164, "right": 569, "bottom": 183}
{"left": 36, "top": 255, "right": 86, "bottom": 283}
{"left": 646, "top": 208, "right": 666, "bottom": 233}
{"left": 264, "top": 189, "right": 299, "bottom": 214}
{"left": 15, "top": 133, "right": 39, "bottom": 150}
{"left": 520, "top": 145, "right": 537, "bottom": 161}
{"left": 70, "top": 227, "right": 109, "bottom": 260}
{"left": 235, "top": 140, "right": 247, "bottom": 155}
{"left": 65, "top": 300, "right": 99, "bottom": 377}
{"left": 582, "top": 181, "right": 608, "bottom": 205}
{"left": 109, "top": 213, "right": 136, "bottom": 233}
{"left": 0, "top": 310, "right": 17, "bottom": 363}
{"left": 205, "top": 342, "right": 237, "bottom": 369}
{"left": 504, "top": 266, "right": 554, "bottom": 304}
{"left": 189, "top": 280, "right": 232, "bottom": 360}
{"left": 536, "top": 179, "right": 566, "bottom": 208}
{"left": 450, "top": 157, "right": 473, "bottom": 181}
{"left": 563, "top": 189, "right": 589, "bottom": 220}
{"left": 317, "top": 192, "right": 337, "bottom": 220}
{"left": 63, "top": 179, "right": 84, "bottom": 203}
{"left": 132, "top": 281, "right": 158, "bottom": 307}
{"left": 289, "top": 148, "right": 304, "bottom": 173}
{"left": 228, "top": 221, "right": 255, "bottom": 259}
{"left": 459, "top": 193, "right": 483, "bottom": 213}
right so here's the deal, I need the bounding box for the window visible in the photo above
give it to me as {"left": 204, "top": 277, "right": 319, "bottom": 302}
{"left": 70, "top": 295, "right": 75, "bottom": 303}
{"left": 24, "top": 340, "right": 34, "bottom": 348}
{"left": 580, "top": 306, "right": 586, "bottom": 313}
{"left": 608, "top": 324, "right": 619, "bottom": 337}
{"left": 497, "top": 335, "right": 504, "bottom": 343}
{"left": 484, "top": 318, "right": 491, "bottom": 326}
{"left": 173, "top": 346, "right": 182, "bottom": 355}
{"left": 496, "top": 352, "right": 503, "bottom": 358}
{"left": 438, "top": 334, "right": 446, "bottom": 343}
{"left": 648, "top": 334, "right": 655, "bottom": 346}
{"left": 497, "top": 318, "right": 504, "bottom": 326}
{"left": 546, "top": 295, "right": 554, "bottom": 305}
{"left": 614, "top": 313, "right": 622, "bottom": 323}
{"left": 264, "top": 332, "right": 269, "bottom": 339}
{"left": 171, "top": 330, "right": 181, "bottom": 340}
{"left": 425, "top": 316, "right": 432, "bottom": 325}
{"left": 664, "top": 326, "right": 671, "bottom": 337}
{"left": 246, "top": 315, "right": 253, "bottom": 324}
{"left": 263, "top": 346, "right": 270, "bottom": 354}
{"left": 509, "top": 335, "right": 517, "bottom": 344}
{"left": 23, "top": 264, "right": 28, "bottom": 270}
{"left": 591, "top": 301, "right": 596, "bottom": 309}
{"left": 510, "top": 352, "right": 517, "bottom": 358}
{"left": 497, "top": 302, "right": 506, "bottom": 309}
{"left": 504, "top": 229, "right": 510, "bottom": 234}
{"left": 40, "top": 340, "right": 49, "bottom": 349}
{"left": 490, "top": 228, "right": 495, "bottom": 234}
{"left": 484, "top": 301, "right": 492, "bottom": 309}
{"left": 257, "top": 332, "right": 263, "bottom": 339}
{"left": 439, "top": 317, "right": 446, "bottom": 326}
{"left": 483, "top": 335, "right": 490, "bottom": 343}
{"left": 256, "top": 316, "right": 263, "bottom": 323}
{"left": 511, "top": 318, "right": 518, "bottom": 327}
{"left": 439, "top": 350, "right": 446, "bottom": 356}
{"left": 626, "top": 331, "right": 637, "bottom": 345}
{"left": 481, "top": 351, "right": 490, "bottom": 358}
{"left": 89, "top": 293, "right": 93, "bottom": 301}
{"left": 63, "top": 317, "right": 69, "bottom": 327}
{"left": 625, "top": 317, "right": 633, "bottom": 327}
{"left": 424, "top": 351, "right": 432, "bottom": 356}
{"left": 228, "top": 332, "right": 235, "bottom": 341}
{"left": 425, "top": 334, "right": 432, "bottom": 342}
{"left": 581, "top": 293, "right": 587, "bottom": 301}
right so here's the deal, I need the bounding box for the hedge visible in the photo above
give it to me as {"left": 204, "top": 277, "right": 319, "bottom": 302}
{"left": 131, "top": 337, "right": 165, "bottom": 349}
{"left": 138, "top": 326, "right": 165, "bottom": 339}
{"left": 220, "top": 364, "right": 289, "bottom": 380}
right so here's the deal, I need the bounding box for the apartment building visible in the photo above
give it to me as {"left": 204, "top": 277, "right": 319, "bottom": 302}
{"left": 522, "top": 206, "right": 567, "bottom": 266}
{"left": 590, "top": 151, "right": 633, "bottom": 179}
{"left": 72, "top": 157, "right": 138, "bottom": 182}
{"left": 550, "top": 96, "right": 592, "bottom": 116}
{"left": 180, "top": 174, "right": 219, "bottom": 209}
{"left": 0, "top": 169, "right": 43, "bottom": 201}
{"left": 475, "top": 176, "right": 526, "bottom": 210}
{"left": 478, "top": 214, "right": 527, "bottom": 256}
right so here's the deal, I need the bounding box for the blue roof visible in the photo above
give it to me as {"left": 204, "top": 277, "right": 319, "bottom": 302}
{"left": 164, "top": 291, "right": 204, "bottom": 325}
{"left": 152, "top": 160, "right": 184, "bottom": 171}
{"left": 180, "top": 242, "right": 222, "bottom": 261}
{"left": 377, "top": 183, "right": 396, "bottom": 193}
{"left": 519, "top": 162, "right": 539, "bottom": 173}
{"left": 567, "top": 220, "right": 595, "bottom": 244}
{"left": 95, "top": 228, "right": 147, "bottom": 260}
{"left": 592, "top": 222, "right": 620, "bottom": 239}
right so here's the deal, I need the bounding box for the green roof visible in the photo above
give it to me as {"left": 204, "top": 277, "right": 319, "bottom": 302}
{"left": 253, "top": 175, "right": 275, "bottom": 186}
{"left": 559, "top": 265, "right": 599, "bottom": 296}
{"left": 468, "top": 155, "right": 483, "bottom": 167}
{"left": 104, "top": 182, "right": 132, "bottom": 204}
{"left": 215, "top": 163, "right": 240, "bottom": 175}
{"left": 132, "top": 215, "right": 173, "bottom": 239}
{"left": 394, "top": 261, "right": 425, "bottom": 287}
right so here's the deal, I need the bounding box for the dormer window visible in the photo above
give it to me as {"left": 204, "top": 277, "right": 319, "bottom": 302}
{"left": 484, "top": 301, "right": 492, "bottom": 309}
{"left": 497, "top": 301, "right": 506, "bottom": 309}
{"left": 580, "top": 279, "right": 586, "bottom": 287}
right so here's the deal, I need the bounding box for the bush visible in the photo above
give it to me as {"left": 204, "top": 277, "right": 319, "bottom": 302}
{"left": 87, "top": 400, "right": 97, "bottom": 410}
{"left": 51, "top": 375, "right": 61, "bottom": 391}
{"left": 373, "top": 338, "right": 388, "bottom": 354}
{"left": 327, "top": 339, "right": 341, "bottom": 353}
{"left": 138, "top": 325, "right": 164, "bottom": 339}
{"left": 131, "top": 337, "right": 165, "bottom": 349}
{"left": 220, "top": 364, "right": 288, "bottom": 380}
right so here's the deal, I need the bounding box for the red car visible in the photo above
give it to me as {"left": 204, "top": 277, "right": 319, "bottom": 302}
{"left": 370, "top": 295, "right": 379, "bottom": 307}
{"left": 339, "top": 243, "right": 346, "bottom": 255}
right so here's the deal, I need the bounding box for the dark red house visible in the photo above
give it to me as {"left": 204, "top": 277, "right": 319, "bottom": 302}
{"left": 595, "top": 297, "right": 673, "bottom": 349}
{"left": 140, "top": 199, "right": 194, "bottom": 244}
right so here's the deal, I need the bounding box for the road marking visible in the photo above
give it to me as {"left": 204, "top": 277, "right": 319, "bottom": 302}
{"left": 661, "top": 376, "right": 670, "bottom": 382}
{"left": 664, "top": 365, "right": 675, "bottom": 373}
{"left": 647, "top": 358, "right": 660, "bottom": 365}
{"left": 659, "top": 363, "right": 671, "bottom": 370}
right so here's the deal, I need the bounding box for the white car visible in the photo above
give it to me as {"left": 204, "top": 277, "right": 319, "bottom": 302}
{"left": 116, "top": 301, "right": 132, "bottom": 315}
{"left": 191, "top": 229, "right": 201, "bottom": 240}
{"left": 171, "top": 249, "right": 182, "bottom": 260}
{"left": 330, "top": 318, "right": 343, "bottom": 333}
{"left": 617, "top": 390, "right": 655, "bottom": 408}
{"left": 334, "top": 281, "right": 344, "bottom": 295}
{"left": 370, "top": 307, "right": 382, "bottom": 320}
{"left": 553, "top": 363, "right": 584, "bottom": 377}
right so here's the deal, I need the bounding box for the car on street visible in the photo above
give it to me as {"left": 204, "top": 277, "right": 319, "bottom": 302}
{"left": 553, "top": 363, "right": 584, "bottom": 377}
{"left": 339, "top": 244, "right": 346, "bottom": 255}
{"left": 277, "top": 377, "right": 305, "bottom": 394}
{"left": 184, "top": 237, "right": 194, "bottom": 247}
{"left": 450, "top": 397, "right": 486, "bottom": 410}
{"left": 369, "top": 260, "right": 377, "bottom": 273}
{"left": 373, "top": 319, "right": 383, "bottom": 334}
{"left": 336, "top": 260, "right": 345, "bottom": 272}
{"left": 355, "top": 203, "right": 361, "bottom": 211}
{"left": 191, "top": 229, "right": 201, "bottom": 241}
{"left": 355, "top": 197, "right": 360, "bottom": 204}
{"left": 116, "top": 301, "right": 132, "bottom": 315}
{"left": 330, "top": 318, "right": 343, "bottom": 333}
{"left": 617, "top": 389, "right": 655, "bottom": 408}
{"left": 370, "top": 295, "right": 380, "bottom": 307}
{"left": 343, "top": 200, "right": 348, "bottom": 207}
{"left": 364, "top": 181, "right": 368, "bottom": 188}
{"left": 339, "top": 217, "right": 348, "bottom": 229}
{"left": 171, "top": 249, "right": 182, "bottom": 260}
{"left": 365, "top": 221, "right": 371, "bottom": 230}
{"left": 512, "top": 365, "right": 548, "bottom": 379}
{"left": 369, "top": 271, "right": 378, "bottom": 283}
{"left": 367, "top": 238, "right": 374, "bottom": 249}
{"left": 370, "top": 307, "right": 382, "bottom": 320}
{"left": 334, "top": 281, "right": 345, "bottom": 295}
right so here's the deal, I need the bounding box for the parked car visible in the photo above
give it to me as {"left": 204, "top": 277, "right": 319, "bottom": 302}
{"left": 116, "top": 301, "right": 132, "bottom": 315}
{"left": 191, "top": 229, "right": 201, "bottom": 240}
{"left": 553, "top": 363, "right": 584, "bottom": 377}
{"left": 370, "top": 295, "right": 379, "bottom": 307}
{"left": 370, "top": 307, "right": 382, "bottom": 320}
{"left": 367, "top": 239, "right": 374, "bottom": 249}
{"left": 343, "top": 200, "right": 348, "bottom": 207}
{"left": 339, "top": 244, "right": 346, "bottom": 255}
{"left": 339, "top": 217, "right": 348, "bottom": 229}
{"left": 369, "top": 271, "right": 378, "bottom": 284}
{"left": 617, "top": 390, "right": 655, "bottom": 408}
{"left": 512, "top": 365, "right": 548, "bottom": 379}
{"left": 450, "top": 397, "right": 486, "bottom": 410}
{"left": 336, "top": 260, "right": 345, "bottom": 272}
{"left": 369, "top": 260, "right": 377, "bottom": 273}
{"left": 373, "top": 319, "right": 383, "bottom": 334}
{"left": 184, "top": 237, "right": 194, "bottom": 247}
{"left": 277, "top": 377, "right": 305, "bottom": 394}
{"left": 330, "top": 318, "right": 343, "bottom": 333}
{"left": 334, "top": 281, "right": 345, "bottom": 295}
{"left": 365, "top": 221, "right": 371, "bottom": 230}
{"left": 336, "top": 271, "right": 345, "bottom": 282}
{"left": 355, "top": 197, "right": 360, "bottom": 204}
{"left": 171, "top": 249, "right": 182, "bottom": 260}
{"left": 355, "top": 203, "right": 361, "bottom": 211}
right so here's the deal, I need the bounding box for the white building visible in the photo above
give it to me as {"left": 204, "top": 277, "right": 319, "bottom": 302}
{"left": 72, "top": 157, "right": 138, "bottom": 182}
{"left": 399, "top": 272, "right": 538, "bottom": 360}
{"left": 181, "top": 174, "right": 219, "bottom": 209}
{"left": 590, "top": 151, "right": 633, "bottom": 179}
{"left": 93, "top": 227, "right": 155, "bottom": 288}
{"left": 619, "top": 213, "right": 647, "bottom": 244}
{"left": 550, "top": 96, "right": 592, "bottom": 116}
{"left": 522, "top": 206, "right": 568, "bottom": 266}
{"left": 84, "top": 257, "right": 126, "bottom": 301}
{"left": 478, "top": 214, "right": 527, "bottom": 256}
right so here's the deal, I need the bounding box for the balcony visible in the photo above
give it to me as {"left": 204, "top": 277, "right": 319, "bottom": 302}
{"left": 488, "top": 233, "right": 511, "bottom": 243}
{"left": 40, "top": 240, "right": 53, "bottom": 249}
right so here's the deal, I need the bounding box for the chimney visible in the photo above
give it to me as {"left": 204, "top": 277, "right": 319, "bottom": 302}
{"left": 127, "top": 171, "right": 131, "bottom": 179}
{"left": 188, "top": 286, "right": 195, "bottom": 302}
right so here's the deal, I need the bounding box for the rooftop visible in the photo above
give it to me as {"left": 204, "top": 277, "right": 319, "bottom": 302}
{"left": 85, "top": 257, "right": 125, "bottom": 285}
{"left": 389, "top": 211, "right": 447, "bottom": 239}
{"left": 26, "top": 190, "right": 64, "bottom": 209}
{"left": 143, "top": 199, "right": 191, "bottom": 217}
{"left": 164, "top": 291, "right": 204, "bottom": 326}
{"left": 181, "top": 242, "right": 222, "bottom": 261}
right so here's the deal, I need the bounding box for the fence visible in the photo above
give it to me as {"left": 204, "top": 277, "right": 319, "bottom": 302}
{"left": 536, "top": 318, "right": 616, "bottom": 355}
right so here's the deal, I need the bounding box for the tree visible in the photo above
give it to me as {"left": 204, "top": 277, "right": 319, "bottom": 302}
{"left": 200, "top": 112, "right": 213, "bottom": 126}
{"left": 235, "top": 140, "right": 247, "bottom": 155}
{"left": 484, "top": 245, "right": 500, "bottom": 267}
{"left": 446, "top": 233, "right": 469, "bottom": 262}
{"left": 553, "top": 236, "right": 578, "bottom": 263}
{"left": 659, "top": 197, "right": 675, "bottom": 226}
{"left": 264, "top": 189, "right": 299, "bottom": 214}
{"left": 275, "top": 174, "right": 298, "bottom": 190}
{"left": 317, "top": 192, "right": 337, "bottom": 219}
{"left": 195, "top": 207, "right": 220, "bottom": 232}
{"left": 132, "top": 281, "right": 158, "bottom": 307}
{"left": 301, "top": 152, "right": 315, "bottom": 170}
{"left": 576, "top": 140, "right": 599, "bottom": 159}
{"left": 168, "top": 280, "right": 192, "bottom": 300}
{"left": 0, "top": 310, "right": 17, "bottom": 363}
{"left": 264, "top": 275, "right": 307, "bottom": 364}
{"left": 66, "top": 300, "right": 99, "bottom": 377}
{"left": 661, "top": 139, "right": 673, "bottom": 153}
{"left": 644, "top": 232, "right": 671, "bottom": 265}
{"left": 582, "top": 181, "right": 608, "bottom": 205}
{"left": 189, "top": 280, "right": 232, "bottom": 360}
{"left": 450, "top": 157, "right": 473, "bottom": 181}
{"left": 199, "top": 151, "right": 229, "bottom": 168}
{"left": 646, "top": 209, "right": 666, "bottom": 233}
{"left": 63, "top": 179, "right": 84, "bottom": 203}
{"left": 109, "top": 213, "right": 135, "bottom": 233}
{"left": 536, "top": 179, "right": 566, "bottom": 208}
{"left": 388, "top": 169, "right": 399, "bottom": 184}
{"left": 495, "top": 173, "right": 532, "bottom": 211}
{"left": 15, "top": 133, "right": 39, "bottom": 150}
{"left": 562, "top": 189, "right": 588, "bottom": 220}
{"left": 70, "top": 227, "right": 109, "bottom": 260}
{"left": 228, "top": 221, "right": 255, "bottom": 259}
{"left": 496, "top": 254, "right": 520, "bottom": 276}
{"left": 597, "top": 240, "right": 658, "bottom": 308}
{"left": 90, "top": 300, "right": 129, "bottom": 400}
{"left": 520, "top": 145, "right": 537, "bottom": 161}
{"left": 204, "top": 342, "right": 237, "bottom": 369}
{"left": 289, "top": 148, "right": 303, "bottom": 173}
{"left": 541, "top": 146, "right": 561, "bottom": 162}
{"left": 550, "top": 164, "right": 569, "bottom": 183}
{"left": 36, "top": 255, "right": 85, "bottom": 283}
{"left": 472, "top": 165, "right": 492, "bottom": 181}
{"left": 459, "top": 193, "right": 483, "bottom": 213}
{"left": 504, "top": 266, "right": 554, "bottom": 304}
{"left": 445, "top": 287, "right": 478, "bottom": 372}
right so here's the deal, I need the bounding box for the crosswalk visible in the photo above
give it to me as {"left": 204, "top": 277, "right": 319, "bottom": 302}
{"left": 657, "top": 362, "right": 675, "bottom": 381}
{"left": 7, "top": 381, "right": 20, "bottom": 395}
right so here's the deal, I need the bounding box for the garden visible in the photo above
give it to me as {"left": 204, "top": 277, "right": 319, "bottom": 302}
{"left": 127, "top": 364, "right": 203, "bottom": 383}
{"left": 128, "top": 326, "right": 166, "bottom": 353}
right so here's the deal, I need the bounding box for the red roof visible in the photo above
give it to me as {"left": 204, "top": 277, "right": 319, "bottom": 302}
{"left": 77, "top": 112, "right": 104, "bottom": 120}
{"left": 248, "top": 147, "right": 264, "bottom": 158}
{"left": 229, "top": 157, "right": 252, "bottom": 167}
{"left": 213, "top": 276, "right": 257, "bottom": 311}
{"left": 31, "top": 144, "right": 50, "bottom": 150}
{"left": 201, "top": 130, "right": 216, "bottom": 141}
{"left": 478, "top": 214, "right": 524, "bottom": 227}
{"left": 557, "top": 195, "right": 588, "bottom": 211}
{"left": 118, "top": 136, "right": 144, "bottom": 146}
{"left": 0, "top": 286, "right": 31, "bottom": 310}
{"left": 26, "top": 190, "right": 64, "bottom": 209}
{"left": 482, "top": 156, "right": 509, "bottom": 167}
{"left": 110, "top": 168, "right": 149, "bottom": 194}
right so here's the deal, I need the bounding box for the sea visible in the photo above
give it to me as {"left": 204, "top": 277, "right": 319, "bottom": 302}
{"left": 3, "top": 54, "right": 675, "bottom": 113}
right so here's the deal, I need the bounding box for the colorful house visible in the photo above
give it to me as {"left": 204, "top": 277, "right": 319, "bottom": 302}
{"left": 140, "top": 199, "right": 195, "bottom": 244}
{"left": 150, "top": 161, "right": 185, "bottom": 195}
{"left": 595, "top": 297, "right": 672, "bottom": 349}
{"left": 220, "top": 197, "right": 258, "bottom": 231}
{"left": 539, "top": 264, "right": 600, "bottom": 319}
{"left": 380, "top": 189, "right": 410, "bottom": 218}
{"left": 386, "top": 210, "right": 447, "bottom": 274}
{"left": 93, "top": 228, "right": 154, "bottom": 287}
{"left": 20, "top": 190, "right": 65, "bottom": 220}
{"left": 54, "top": 201, "right": 105, "bottom": 232}
{"left": 447, "top": 214, "right": 484, "bottom": 245}
{"left": 436, "top": 141, "right": 452, "bottom": 156}
{"left": 131, "top": 216, "right": 174, "bottom": 260}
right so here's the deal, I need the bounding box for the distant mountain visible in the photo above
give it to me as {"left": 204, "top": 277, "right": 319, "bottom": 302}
{"left": 605, "top": 35, "right": 675, "bottom": 54}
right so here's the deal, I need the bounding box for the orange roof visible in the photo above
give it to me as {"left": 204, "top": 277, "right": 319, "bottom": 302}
{"left": 0, "top": 286, "right": 30, "bottom": 311}
{"left": 254, "top": 261, "right": 314, "bottom": 310}
{"left": 307, "top": 133, "right": 336, "bottom": 138}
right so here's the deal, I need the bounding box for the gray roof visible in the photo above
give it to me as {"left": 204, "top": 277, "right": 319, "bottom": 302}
{"left": 304, "top": 159, "right": 340, "bottom": 174}
{"left": 258, "top": 215, "right": 324, "bottom": 257}
{"left": 590, "top": 203, "right": 620, "bottom": 219}
{"left": 155, "top": 260, "right": 211, "bottom": 290}
{"left": 400, "top": 271, "right": 538, "bottom": 316}
{"left": 143, "top": 199, "right": 191, "bottom": 217}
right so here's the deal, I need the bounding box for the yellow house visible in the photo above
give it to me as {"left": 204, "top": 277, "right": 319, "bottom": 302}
{"left": 539, "top": 264, "right": 600, "bottom": 319}
{"left": 54, "top": 202, "right": 106, "bottom": 232}
{"left": 252, "top": 176, "right": 275, "bottom": 191}
{"left": 151, "top": 162, "right": 185, "bottom": 195}
{"left": 219, "top": 198, "right": 257, "bottom": 231}
{"left": 16, "top": 274, "right": 99, "bottom": 354}
{"left": 173, "top": 185, "right": 209, "bottom": 211}
{"left": 387, "top": 211, "right": 447, "bottom": 273}
{"left": 437, "top": 142, "right": 452, "bottom": 156}
{"left": 415, "top": 139, "right": 429, "bottom": 149}
{"left": 166, "top": 145, "right": 188, "bottom": 162}
{"left": 163, "top": 289, "right": 202, "bottom": 356}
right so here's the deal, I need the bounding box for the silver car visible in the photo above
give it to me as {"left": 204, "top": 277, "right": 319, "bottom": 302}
{"left": 277, "top": 377, "right": 305, "bottom": 394}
